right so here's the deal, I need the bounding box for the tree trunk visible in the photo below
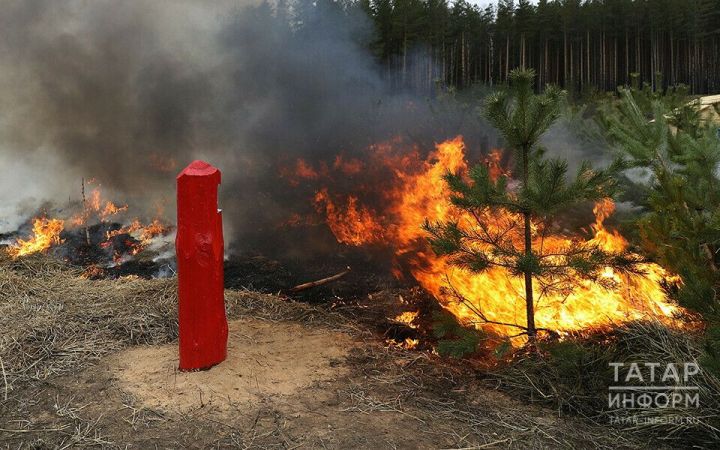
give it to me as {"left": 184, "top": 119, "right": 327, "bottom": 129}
{"left": 505, "top": 34, "right": 510, "bottom": 80}
{"left": 402, "top": 32, "right": 408, "bottom": 87}
{"left": 462, "top": 32, "right": 467, "bottom": 87}
{"left": 586, "top": 29, "right": 590, "bottom": 89}
{"left": 563, "top": 31, "right": 568, "bottom": 85}
{"left": 544, "top": 39, "right": 549, "bottom": 85}
{"left": 625, "top": 29, "right": 629, "bottom": 84}
{"left": 521, "top": 145, "right": 536, "bottom": 340}
{"left": 670, "top": 30, "right": 675, "bottom": 85}
{"left": 614, "top": 36, "right": 618, "bottom": 88}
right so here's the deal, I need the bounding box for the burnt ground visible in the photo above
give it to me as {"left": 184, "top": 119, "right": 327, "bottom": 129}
{"left": 0, "top": 253, "right": 661, "bottom": 449}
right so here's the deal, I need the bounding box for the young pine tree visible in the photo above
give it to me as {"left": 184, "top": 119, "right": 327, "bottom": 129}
{"left": 425, "top": 68, "right": 632, "bottom": 341}
{"left": 599, "top": 83, "right": 720, "bottom": 325}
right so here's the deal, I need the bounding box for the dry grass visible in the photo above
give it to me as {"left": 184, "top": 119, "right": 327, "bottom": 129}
{"left": 491, "top": 320, "right": 720, "bottom": 446}
{"left": 338, "top": 347, "right": 643, "bottom": 449}
{"left": 0, "top": 252, "right": 358, "bottom": 448}
{"left": 0, "top": 253, "right": 177, "bottom": 396}
{"left": 0, "top": 252, "right": 355, "bottom": 398}
{"left": 0, "top": 253, "right": 665, "bottom": 448}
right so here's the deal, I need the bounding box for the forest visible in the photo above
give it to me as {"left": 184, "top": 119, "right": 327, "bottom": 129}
{"left": 287, "top": 0, "right": 720, "bottom": 94}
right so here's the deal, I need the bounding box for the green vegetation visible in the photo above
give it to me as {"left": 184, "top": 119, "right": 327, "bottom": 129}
{"left": 432, "top": 310, "right": 482, "bottom": 358}
{"left": 598, "top": 80, "right": 720, "bottom": 382}
{"left": 599, "top": 82, "right": 720, "bottom": 321}
{"left": 424, "top": 68, "right": 631, "bottom": 340}
{"left": 493, "top": 321, "right": 720, "bottom": 445}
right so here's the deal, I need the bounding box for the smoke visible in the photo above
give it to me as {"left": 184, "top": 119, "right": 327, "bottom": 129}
{"left": 0, "top": 0, "right": 489, "bottom": 244}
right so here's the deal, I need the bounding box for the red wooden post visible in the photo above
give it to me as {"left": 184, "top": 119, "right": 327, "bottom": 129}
{"left": 176, "top": 160, "right": 227, "bottom": 371}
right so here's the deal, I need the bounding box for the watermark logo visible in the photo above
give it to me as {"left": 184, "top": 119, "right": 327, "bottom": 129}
{"left": 608, "top": 362, "right": 701, "bottom": 425}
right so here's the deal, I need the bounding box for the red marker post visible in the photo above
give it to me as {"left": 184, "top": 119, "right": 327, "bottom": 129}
{"left": 176, "top": 160, "right": 228, "bottom": 371}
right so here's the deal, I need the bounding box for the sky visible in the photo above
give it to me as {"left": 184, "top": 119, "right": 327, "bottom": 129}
{"left": 468, "top": 0, "right": 538, "bottom": 8}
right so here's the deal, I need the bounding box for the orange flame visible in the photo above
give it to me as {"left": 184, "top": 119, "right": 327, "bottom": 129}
{"left": 7, "top": 217, "right": 65, "bottom": 257}
{"left": 313, "top": 188, "right": 384, "bottom": 246}
{"left": 394, "top": 311, "right": 419, "bottom": 329}
{"left": 7, "top": 182, "right": 170, "bottom": 260}
{"left": 70, "top": 187, "right": 128, "bottom": 225}
{"left": 310, "top": 136, "right": 687, "bottom": 340}
{"left": 106, "top": 218, "right": 170, "bottom": 250}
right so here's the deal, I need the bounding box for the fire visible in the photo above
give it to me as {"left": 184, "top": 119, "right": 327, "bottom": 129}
{"left": 386, "top": 337, "right": 420, "bottom": 350}
{"left": 300, "top": 136, "right": 687, "bottom": 341}
{"left": 401, "top": 338, "right": 419, "bottom": 349}
{"left": 100, "top": 200, "right": 128, "bottom": 220}
{"left": 314, "top": 188, "right": 384, "bottom": 246}
{"left": 107, "top": 218, "right": 168, "bottom": 246}
{"left": 589, "top": 198, "right": 626, "bottom": 253}
{"left": 393, "top": 311, "right": 419, "bottom": 329}
{"left": 6, "top": 183, "right": 170, "bottom": 261}
{"left": 70, "top": 186, "right": 128, "bottom": 225}
{"left": 7, "top": 217, "right": 65, "bottom": 257}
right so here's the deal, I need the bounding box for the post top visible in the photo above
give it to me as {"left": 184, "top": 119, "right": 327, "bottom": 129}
{"left": 177, "top": 160, "right": 221, "bottom": 179}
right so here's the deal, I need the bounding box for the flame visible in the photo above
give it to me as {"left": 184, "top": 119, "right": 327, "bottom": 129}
{"left": 306, "top": 136, "right": 688, "bottom": 340}
{"left": 100, "top": 201, "right": 128, "bottom": 220}
{"left": 394, "top": 311, "right": 419, "bottom": 329}
{"left": 386, "top": 337, "right": 420, "bottom": 350}
{"left": 7, "top": 182, "right": 170, "bottom": 261}
{"left": 402, "top": 338, "right": 419, "bottom": 349}
{"left": 333, "top": 155, "right": 364, "bottom": 175}
{"left": 7, "top": 217, "right": 65, "bottom": 257}
{"left": 70, "top": 186, "right": 128, "bottom": 225}
{"left": 589, "top": 198, "right": 626, "bottom": 253}
{"left": 313, "top": 188, "right": 384, "bottom": 246}
{"left": 106, "top": 218, "right": 170, "bottom": 255}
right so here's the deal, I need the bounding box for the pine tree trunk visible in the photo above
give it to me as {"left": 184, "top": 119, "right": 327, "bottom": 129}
{"left": 636, "top": 26, "right": 641, "bottom": 75}
{"left": 506, "top": 35, "right": 510, "bottom": 80}
{"left": 586, "top": 29, "right": 590, "bottom": 89}
{"left": 570, "top": 41, "right": 575, "bottom": 91}
{"left": 402, "top": 32, "right": 408, "bottom": 86}
{"left": 651, "top": 32, "right": 656, "bottom": 90}
{"left": 544, "top": 39, "right": 549, "bottom": 85}
{"left": 670, "top": 31, "right": 675, "bottom": 85}
{"left": 600, "top": 31, "right": 604, "bottom": 90}
{"left": 563, "top": 31, "right": 568, "bottom": 85}
{"left": 625, "top": 29, "right": 629, "bottom": 84}
{"left": 489, "top": 38, "right": 494, "bottom": 86}
{"left": 461, "top": 32, "right": 466, "bottom": 87}
{"left": 614, "top": 36, "right": 618, "bottom": 88}
{"left": 522, "top": 145, "right": 536, "bottom": 340}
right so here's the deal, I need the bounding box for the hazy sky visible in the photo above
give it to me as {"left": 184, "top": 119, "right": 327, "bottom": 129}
{"left": 468, "top": 0, "right": 538, "bottom": 8}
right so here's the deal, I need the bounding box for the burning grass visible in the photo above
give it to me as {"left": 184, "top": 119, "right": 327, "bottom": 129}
{"left": 6, "top": 217, "right": 65, "bottom": 258}
{"left": 3, "top": 181, "right": 173, "bottom": 267}
{"left": 286, "top": 136, "right": 691, "bottom": 341}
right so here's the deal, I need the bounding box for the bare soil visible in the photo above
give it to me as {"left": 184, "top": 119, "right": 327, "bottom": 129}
{"left": 112, "top": 319, "right": 353, "bottom": 414}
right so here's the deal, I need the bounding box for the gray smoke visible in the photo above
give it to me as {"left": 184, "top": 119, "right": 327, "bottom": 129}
{"left": 0, "top": 0, "right": 489, "bottom": 245}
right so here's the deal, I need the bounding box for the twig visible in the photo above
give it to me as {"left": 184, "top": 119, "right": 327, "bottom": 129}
{"left": 81, "top": 177, "right": 90, "bottom": 245}
{"left": 439, "top": 439, "right": 511, "bottom": 450}
{"left": 289, "top": 266, "right": 351, "bottom": 292}
{"left": 0, "top": 425, "right": 70, "bottom": 433}
{"left": 0, "top": 355, "right": 7, "bottom": 401}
